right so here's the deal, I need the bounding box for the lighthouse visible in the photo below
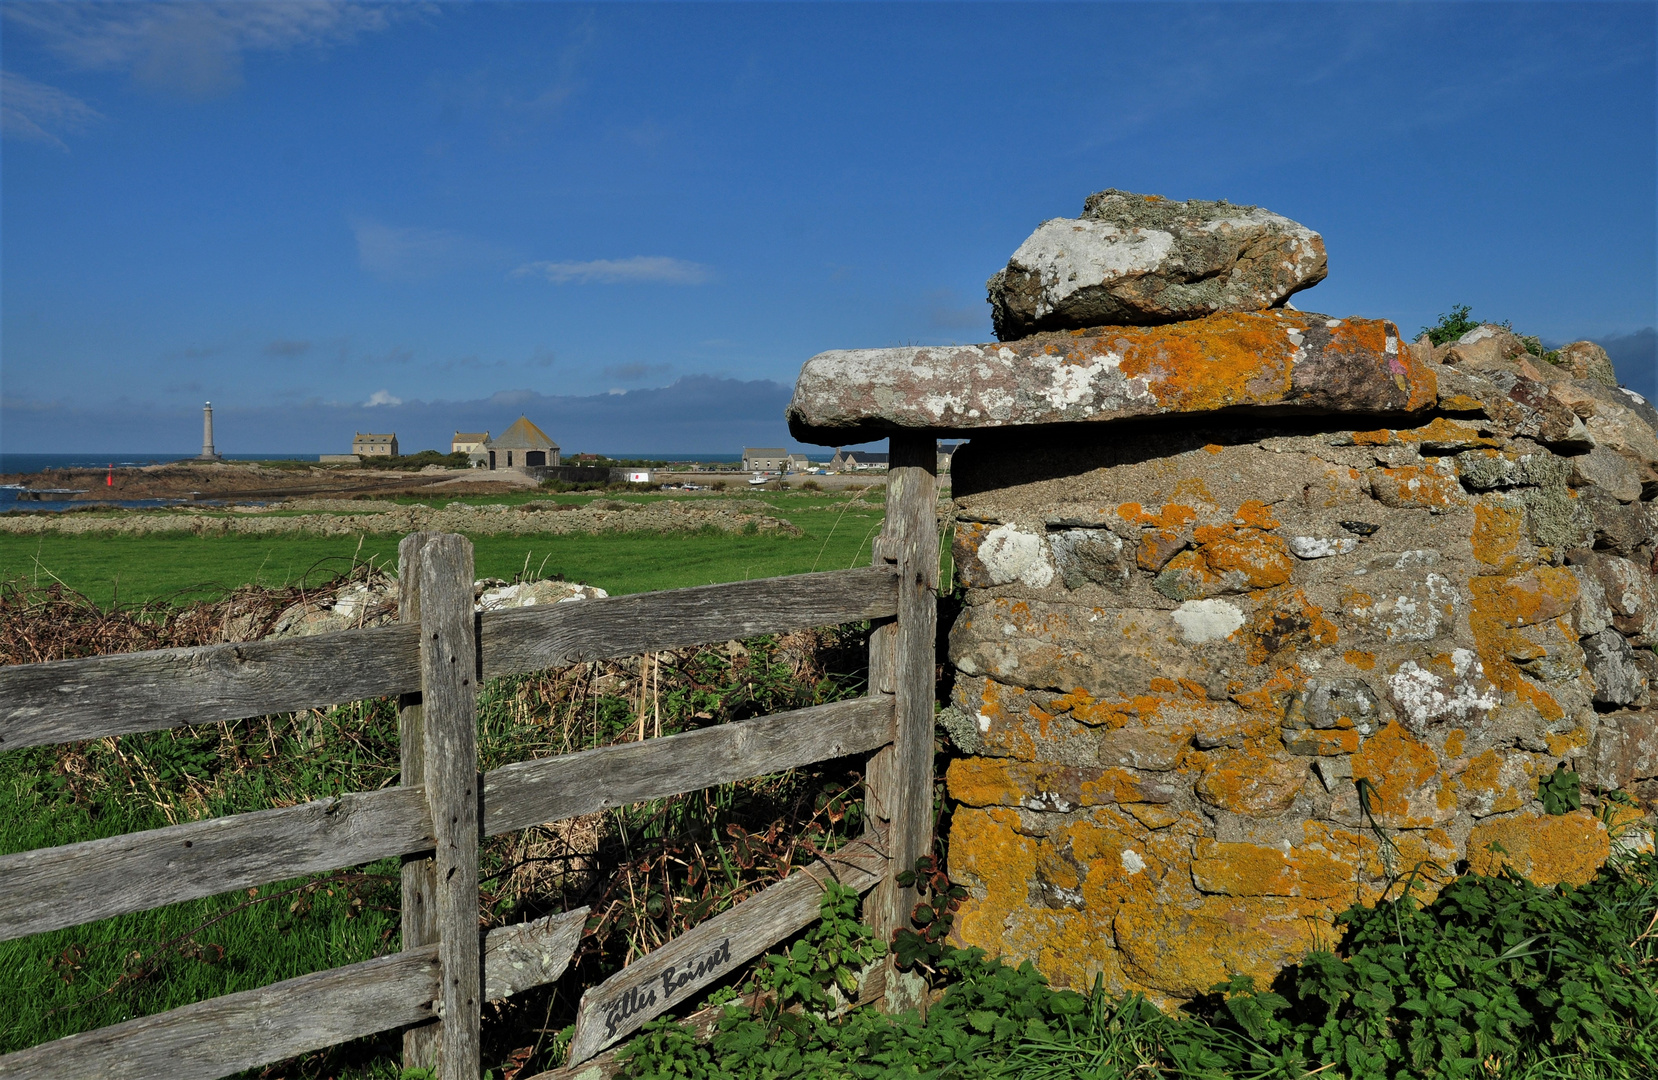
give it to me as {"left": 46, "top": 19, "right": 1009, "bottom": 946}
{"left": 199, "top": 402, "right": 222, "bottom": 462}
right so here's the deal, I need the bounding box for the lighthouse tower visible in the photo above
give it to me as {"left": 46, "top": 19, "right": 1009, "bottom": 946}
{"left": 198, "top": 402, "right": 222, "bottom": 462}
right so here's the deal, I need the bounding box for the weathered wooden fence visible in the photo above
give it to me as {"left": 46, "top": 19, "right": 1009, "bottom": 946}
{"left": 0, "top": 435, "right": 939, "bottom": 1080}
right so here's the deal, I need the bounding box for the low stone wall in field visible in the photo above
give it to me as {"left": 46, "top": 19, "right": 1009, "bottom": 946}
{"left": 0, "top": 497, "right": 802, "bottom": 539}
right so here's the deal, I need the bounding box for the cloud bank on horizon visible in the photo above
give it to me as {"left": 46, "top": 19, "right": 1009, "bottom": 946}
{"left": 0, "top": 375, "right": 812, "bottom": 457}
{"left": 1, "top": 2, "right": 1652, "bottom": 452}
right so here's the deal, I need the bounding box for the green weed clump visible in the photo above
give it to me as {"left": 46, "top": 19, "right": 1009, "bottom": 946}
{"left": 1420, "top": 304, "right": 1561, "bottom": 364}
{"left": 620, "top": 852, "right": 1658, "bottom": 1080}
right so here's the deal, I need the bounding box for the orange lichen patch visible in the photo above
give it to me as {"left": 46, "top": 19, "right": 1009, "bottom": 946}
{"left": 1160, "top": 529, "right": 1295, "bottom": 599}
{"left": 1441, "top": 392, "right": 1488, "bottom": 412}
{"left": 1466, "top": 811, "right": 1610, "bottom": 886}
{"left": 1195, "top": 749, "right": 1308, "bottom": 813}
{"left": 1352, "top": 428, "right": 1394, "bottom": 446}
{"left": 1113, "top": 896, "right": 1327, "bottom": 1001}
{"left": 1344, "top": 649, "right": 1377, "bottom": 670}
{"left": 1230, "top": 666, "right": 1306, "bottom": 717}
{"left": 1202, "top": 443, "right": 1226, "bottom": 455}
{"left": 1471, "top": 503, "right": 1526, "bottom": 570}
{"left": 1114, "top": 312, "right": 1298, "bottom": 413}
{"left": 1149, "top": 677, "right": 1180, "bottom": 695}
{"left": 1351, "top": 723, "right": 1443, "bottom": 825}
{"left": 1545, "top": 726, "right": 1593, "bottom": 758}
{"left": 945, "top": 757, "right": 1030, "bottom": 807}
{"left": 1050, "top": 688, "right": 1164, "bottom": 729}
{"left": 1468, "top": 571, "right": 1571, "bottom": 721}
{"left": 1449, "top": 749, "right": 1526, "bottom": 817}
{"left": 1444, "top": 730, "right": 1466, "bottom": 758}
{"left": 1283, "top": 728, "right": 1363, "bottom": 756}
{"left": 1122, "top": 803, "right": 1182, "bottom": 829}
{"left": 1232, "top": 500, "right": 1281, "bottom": 530}
{"left": 1405, "top": 416, "right": 1500, "bottom": 452}
{"left": 1244, "top": 587, "right": 1338, "bottom": 665}
{"left": 1368, "top": 465, "right": 1465, "bottom": 510}
{"left": 1078, "top": 768, "right": 1176, "bottom": 805}
{"left": 1469, "top": 567, "right": 1579, "bottom": 628}
{"left": 1190, "top": 839, "right": 1353, "bottom": 900}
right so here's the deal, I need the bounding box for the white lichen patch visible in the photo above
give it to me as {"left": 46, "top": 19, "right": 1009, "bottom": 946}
{"left": 978, "top": 524, "right": 1055, "bottom": 588}
{"left": 1288, "top": 536, "right": 1358, "bottom": 559}
{"left": 1171, "top": 598, "right": 1245, "bottom": 643}
{"left": 1120, "top": 849, "right": 1146, "bottom": 874}
{"left": 1387, "top": 649, "right": 1501, "bottom": 730}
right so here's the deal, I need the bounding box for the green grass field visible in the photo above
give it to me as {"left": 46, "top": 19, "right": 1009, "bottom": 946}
{"left": 0, "top": 491, "right": 895, "bottom": 606}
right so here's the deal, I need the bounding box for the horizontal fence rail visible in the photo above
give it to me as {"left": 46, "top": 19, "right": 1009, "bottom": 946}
{"left": 0, "top": 697, "right": 894, "bottom": 944}
{"left": 0, "top": 565, "right": 899, "bottom": 752}
{"left": 0, "top": 909, "right": 587, "bottom": 1080}
{"left": 0, "top": 786, "right": 434, "bottom": 944}
{"left": 483, "top": 695, "right": 894, "bottom": 837}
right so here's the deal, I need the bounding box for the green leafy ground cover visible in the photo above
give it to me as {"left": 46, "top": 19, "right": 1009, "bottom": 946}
{"left": 0, "top": 491, "right": 891, "bottom": 607}
{"left": 620, "top": 850, "right": 1658, "bottom": 1080}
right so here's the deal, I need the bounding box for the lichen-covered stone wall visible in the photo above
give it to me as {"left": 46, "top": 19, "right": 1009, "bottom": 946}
{"left": 940, "top": 326, "right": 1658, "bottom": 1004}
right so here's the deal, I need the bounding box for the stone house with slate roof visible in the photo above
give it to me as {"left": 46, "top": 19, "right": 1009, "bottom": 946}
{"left": 483, "top": 416, "right": 559, "bottom": 471}
{"left": 353, "top": 432, "right": 398, "bottom": 457}
{"left": 742, "top": 448, "right": 788, "bottom": 472}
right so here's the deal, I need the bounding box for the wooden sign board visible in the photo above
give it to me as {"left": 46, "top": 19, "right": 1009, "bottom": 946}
{"left": 565, "top": 842, "right": 886, "bottom": 1065}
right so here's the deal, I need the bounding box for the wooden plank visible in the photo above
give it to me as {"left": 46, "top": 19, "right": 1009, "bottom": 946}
{"left": 0, "top": 623, "right": 421, "bottom": 752}
{"left": 482, "top": 696, "right": 894, "bottom": 837}
{"left": 479, "top": 565, "right": 899, "bottom": 681}
{"left": 0, "top": 911, "right": 591, "bottom": 1080}
{"left": 483, "top": 907, "right": 589, "bottom": 1003}
{"left": 416, "top": 534, "right": 483, "bottom": 1080}
{"left": 0, "top": 786, "right": 433, "bottom": 943}
{"left": 398, "top": 532, "right": 442, "bottom": 1072}
{"left": 0, "top": 947, "right": 441, "bottom": 1080}
{"left": 863, "top": 434, "right": 940, "bottom": 952}
{"left": 565, "top": 840, "right": 888, "bottom": 1065}
{"left": 0, "top": 565, "right": 895, "bottom": 753}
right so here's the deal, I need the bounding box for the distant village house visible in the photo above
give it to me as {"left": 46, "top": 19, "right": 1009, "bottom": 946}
{"left": 743, "top": 447, "right": 788, "bottom": 472}
{"left": 829, "top": 449, "right": 888, "bottom": 472}
{"left": 481, "top": 416, "right": 560, "bottom": 470}
{"left": 452, "top": 431, "right": 490, "bottom": 456}
{"left": 353, "top": 432, "right": 399, "bottom": 457}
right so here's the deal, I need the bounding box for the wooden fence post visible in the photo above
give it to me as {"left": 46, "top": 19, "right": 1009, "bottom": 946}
{"left": 399, "top": 533, "right": 441, "bottom": 1072}
{"left": 863, "top": 434, "right": 939, "bottom": 976}
{"left": 416, "top": 534, "right": 482, "bottom": 1080}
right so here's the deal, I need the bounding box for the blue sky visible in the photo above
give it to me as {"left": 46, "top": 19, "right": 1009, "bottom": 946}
{"left": 3, "top": 1, "right": 1654, "bottom": 455}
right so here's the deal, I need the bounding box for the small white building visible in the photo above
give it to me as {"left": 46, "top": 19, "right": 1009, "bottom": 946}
{"left": 743, "top": 447, "right": 788, "bottom": 472}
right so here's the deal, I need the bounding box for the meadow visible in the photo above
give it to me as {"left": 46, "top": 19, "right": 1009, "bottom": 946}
{"left": 0, "top": 489, "right": 895, "bottom": 606}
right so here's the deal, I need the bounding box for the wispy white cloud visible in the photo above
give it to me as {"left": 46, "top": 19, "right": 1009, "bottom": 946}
{"left": 364, "top": 389, "right": 402, "bottom": 407}
{"left": 3, "top": 1, "right": 413, "bottom": 98}
{"left": 1, "top": 71, "right": 102, "bottom": 150}
{"left": 352, "top": 219, "right": 500, "bottom": 282}
{"left": 511, "top": 256, "right": 714, "bottom": 286}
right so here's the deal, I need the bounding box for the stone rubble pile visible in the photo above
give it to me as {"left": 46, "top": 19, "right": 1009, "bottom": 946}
{"left": 227, "top": 573, "right": 607, "bottom": 641}
{"left": 787, "top": 190, "right": 1657, "bottom": 1004}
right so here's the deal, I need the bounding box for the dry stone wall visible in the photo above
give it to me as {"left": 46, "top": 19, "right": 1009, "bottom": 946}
{"left": 787, "top": 189, "right": 1655, "bottom": 1004}
{"left": 939, "top": 326, "right": 1658, "bottom": 1004}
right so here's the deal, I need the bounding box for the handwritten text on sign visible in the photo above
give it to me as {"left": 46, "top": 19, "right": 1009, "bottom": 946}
{"left": 601, "top": 937, "right": 733, "bottom": 1039}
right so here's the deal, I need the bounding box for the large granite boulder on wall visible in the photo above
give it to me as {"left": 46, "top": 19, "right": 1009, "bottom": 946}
{"left": 986, "top": 190, "right": 1328, "bottom": 340}
{"left": 788, "top": 309, "right": 1435, "bottom": 444}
